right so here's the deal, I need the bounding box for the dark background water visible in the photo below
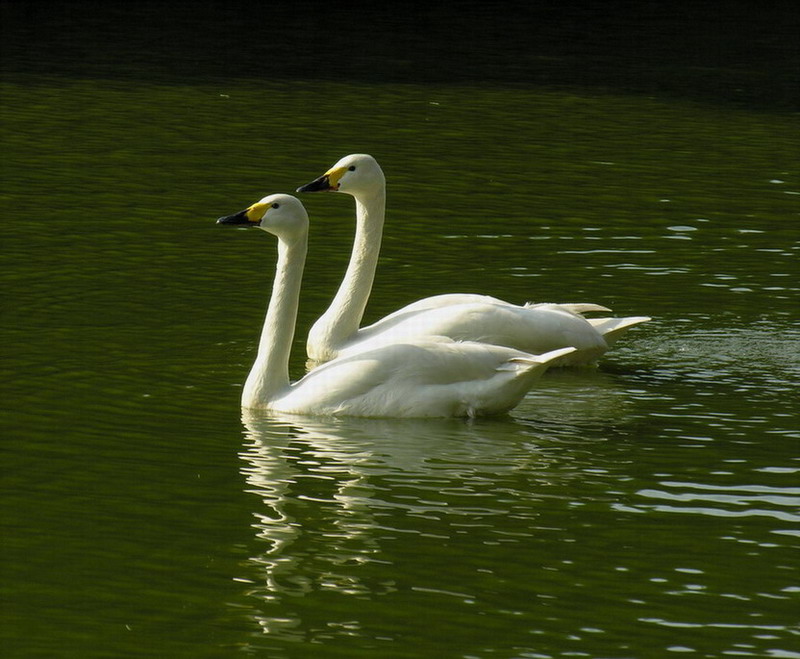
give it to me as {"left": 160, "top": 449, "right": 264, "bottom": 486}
{"left": 2, "top": 2, "right": 799, "bottom": 658}
{"left": 3, "top": 1, "right": 799, "bottom": 110}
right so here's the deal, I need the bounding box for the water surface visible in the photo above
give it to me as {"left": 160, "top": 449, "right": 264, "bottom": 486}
{"left": 2, "top": 4, "right": 799, "bottom": 658}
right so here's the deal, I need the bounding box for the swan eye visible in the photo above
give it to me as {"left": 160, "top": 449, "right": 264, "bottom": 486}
{"left": 271, "top": 203, "right": 280, "bottom": 209}
{"left": 348, "top": 165, "right": 356, "bottom": 171}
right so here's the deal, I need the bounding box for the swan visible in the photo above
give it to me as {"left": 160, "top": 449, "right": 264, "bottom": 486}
{"left": 216, "top": 193, "right": 576, "bottom": 418}
{"left": 296, "top": 153, "right": 650, "bottom": 366}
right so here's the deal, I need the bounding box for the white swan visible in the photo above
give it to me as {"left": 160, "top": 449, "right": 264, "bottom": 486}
{"left": 216, "top": 193, "right": 576, "bottom": 418}
{"left": 297, "top": 154, "right": 650, "bottom": 366}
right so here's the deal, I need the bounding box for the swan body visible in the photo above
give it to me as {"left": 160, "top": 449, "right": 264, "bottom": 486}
{"left": 297, "top": 154, "right": 650, "bottom": 366}
{"left": 216, "top": 194, "right": 575, "bottom": 418}
{"left": 268, "top": 340, "right": 575, "bottom": 418}
{"left": 319, "top": 298, "right": 613, "bottom": 367}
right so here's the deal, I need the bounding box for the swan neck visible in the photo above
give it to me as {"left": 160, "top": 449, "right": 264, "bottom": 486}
{"left": 309, "top": 187, "right": 385, "bottom": 356}
{"left": 242, "top": 233, "right": 307, "bottom": 407}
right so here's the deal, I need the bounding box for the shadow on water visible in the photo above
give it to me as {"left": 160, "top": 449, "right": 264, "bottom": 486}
{"left": 2, "top": 1, "right": 799, "bottom": 112}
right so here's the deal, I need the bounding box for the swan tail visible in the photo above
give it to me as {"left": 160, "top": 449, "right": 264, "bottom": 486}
{"left": 500, "top": 346, "right": 578, "bottom": 372}
{"left": 460, "top": 347, "right": 575, "bottom": 417}
{"left": 557, "top": 303, "right": 613, "bottom": 315}
{"left": 588, "top": 316, "right": 652, "bottom": 347}
{"left": 467, "top": 346, "right": 577, "bottom": 417}
{"left": 523, "top": 301, "right": 613, "bottom": 315}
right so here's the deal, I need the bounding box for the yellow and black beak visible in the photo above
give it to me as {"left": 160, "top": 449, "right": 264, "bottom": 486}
{"left": 296, "top": 165, "right": 346, "bottom": 193}
{"left": 216, "top": 205, "right": 263, "bottom": 226}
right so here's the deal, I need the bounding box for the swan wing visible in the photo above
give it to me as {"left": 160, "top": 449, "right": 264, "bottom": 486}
{"left": 339, "top": 302, "right": 609, "bottom": 365}
{"left": 355, "top": 294, "right": 511, "bottom": 338}
{"left": 365, "top": 294, "right": 611, "bottom": 331}
{"left": 276, "top": 341, "right": 576, "bottom": 418}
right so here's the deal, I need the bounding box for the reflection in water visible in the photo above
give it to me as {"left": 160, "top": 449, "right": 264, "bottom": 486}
{"left": 234, "top": 407, "right": 591, "bottom": 647}
{"left": 232, "top": 366, "right": 621, "bottom": 651}
{"left": 227, "top": 328, "right": 800, "bottom": 655}
{"left": 629, "top": 480, "right": 800, "bottom": 524}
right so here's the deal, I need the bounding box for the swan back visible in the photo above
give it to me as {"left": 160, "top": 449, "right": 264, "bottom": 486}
{"left": 330, "top": 299, "right": 608, "bottom": 366}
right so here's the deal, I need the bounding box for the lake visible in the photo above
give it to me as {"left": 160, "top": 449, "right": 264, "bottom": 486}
{"left": 2, "top": 3, "right": 799, "bottom": 657}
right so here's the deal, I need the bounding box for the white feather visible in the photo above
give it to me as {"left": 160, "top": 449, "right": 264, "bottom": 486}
{"left": 218, "top": 194, "right": 575, "bottom": 418}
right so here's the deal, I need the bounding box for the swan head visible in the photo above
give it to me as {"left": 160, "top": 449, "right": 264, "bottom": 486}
{"left": 216, "top": 193, "right": 308, "bottom": 240}
{"left": 296, "top": 153, "right": 385, "bottom": 197}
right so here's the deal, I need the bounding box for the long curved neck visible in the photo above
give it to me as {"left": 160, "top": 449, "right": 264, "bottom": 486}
{"left": 308, "top": 186, "right": 386, "bottom": 357}
{"left": 242, "top": 233, "right": 307, "bottom": 407}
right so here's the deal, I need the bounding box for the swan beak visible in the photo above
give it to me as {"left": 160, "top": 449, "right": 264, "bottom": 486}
{"left": 216, "top": 208, "right": 261, "bottom": 226}
{"left": 296, "top": 173, "right": 333, "bottom": 193}
{"left": 296, "top": 166, "right": 346, "bottom": 193}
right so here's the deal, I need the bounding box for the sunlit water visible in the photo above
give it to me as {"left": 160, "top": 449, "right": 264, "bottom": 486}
{"left": 2, "top": 6, "right": 799, "bottom": 658}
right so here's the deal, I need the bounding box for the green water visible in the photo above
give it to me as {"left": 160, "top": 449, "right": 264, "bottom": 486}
{"left": 2, "top": 4, "right": 799, "bottom": 658}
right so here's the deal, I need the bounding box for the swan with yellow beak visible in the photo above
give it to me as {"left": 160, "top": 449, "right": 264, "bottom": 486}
{"left": 296, "top": 153, "right": 650, "bottom": 366}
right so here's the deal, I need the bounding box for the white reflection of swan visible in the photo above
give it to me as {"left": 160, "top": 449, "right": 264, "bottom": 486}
{"left": 233, "top": 376, "right": 634, "bottom": 643}
{"left": 296, "top": 153, "right": 650, "bottom": 366}
{"left": 237, "top": 410, "right": 499, "bottom": 638}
